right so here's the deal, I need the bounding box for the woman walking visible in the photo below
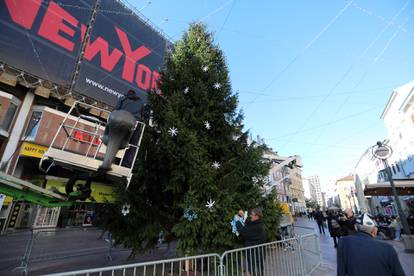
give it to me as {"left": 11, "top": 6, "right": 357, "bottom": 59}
{"left": 327, "top": 211, "right": 342, "bottom": 248}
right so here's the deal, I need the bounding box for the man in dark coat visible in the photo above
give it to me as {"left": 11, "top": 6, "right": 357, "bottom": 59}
{"left": 314, "top": 208, "right": 326, "bottom": 235}
{"left": 236, "top": 207, "right": 267, "bottom": 275}
{"left": 113, "top": 89, "right": 145, "bottom": 120}
{"left": 101, "top": 89, "right": 147, "bottom": 170}
{"left": 337, "top": 213, "right": 405, "bottom": 276}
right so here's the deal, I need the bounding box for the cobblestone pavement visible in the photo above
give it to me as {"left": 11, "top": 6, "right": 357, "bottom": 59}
{"left": 294, "top": 217, "right": 414, "bottom": 276}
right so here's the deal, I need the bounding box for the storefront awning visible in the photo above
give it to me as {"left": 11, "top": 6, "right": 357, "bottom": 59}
{"left": 364, "top": 180, "right": 414, "bottom": 196}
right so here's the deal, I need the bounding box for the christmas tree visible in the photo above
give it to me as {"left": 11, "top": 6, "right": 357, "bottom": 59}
{"left": 101, "top": 23, "right": 282, "bottom": 256}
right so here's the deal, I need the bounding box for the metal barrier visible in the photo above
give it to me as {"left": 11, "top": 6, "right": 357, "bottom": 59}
{"left": 44, "top": 253, "right": 222, "bottom": 276}
{"left": 0, "top": 227, "right": 129, "bottom": 276}
{"left": 42, "top": 234, "right": 321, "bottom": 276}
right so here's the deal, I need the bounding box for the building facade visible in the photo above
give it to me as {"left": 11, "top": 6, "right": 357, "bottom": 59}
{"left": 352, "top": 80, "right": 414, "bottom": 216}
{"left": 335, "top": 175, "right": 359, "bottom": 212}
{"left": 308, "top": 175, "right": 323, "bottom": 208}
{"left": 263, "top": 150, "right": 306, "bottom": 214}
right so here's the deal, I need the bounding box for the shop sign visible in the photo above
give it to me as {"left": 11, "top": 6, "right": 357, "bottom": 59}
{"left": 20, "top": 142, "right": 48, "bottom": 158}
{"left": 72, "top": 130, "right": 101, "bottom": 146}
{"left": 45, "top": 178, "right": 117, "bottom": 203}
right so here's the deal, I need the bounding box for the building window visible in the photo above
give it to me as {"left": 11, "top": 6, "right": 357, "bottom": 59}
{"left": 0, "top": 102, "right": 18, "bottom": 133}
{"left": 396, "top": 163, "right": 401, "bottom": 172}
{"left": 24, "top": 111, "right": 42, "bottom": 140}
{"left": 392, "top": 166, "right": 396, "bottom": 175}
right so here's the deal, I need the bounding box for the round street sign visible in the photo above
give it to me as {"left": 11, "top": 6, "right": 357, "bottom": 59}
{"left": 372, "top": 144, "right": 392, "bottom": 160}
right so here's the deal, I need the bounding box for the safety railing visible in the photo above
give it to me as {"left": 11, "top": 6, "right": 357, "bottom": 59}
{"left": 0, "top": 227, "right": 129, "bottom": 276}
{"left": 42, "top": 234, "right": 321, "bottom": 276}
{"left": 44, "top": 253, "right": 222, "bottom": 276}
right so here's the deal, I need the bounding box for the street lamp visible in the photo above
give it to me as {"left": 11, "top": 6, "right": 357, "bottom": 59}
{"left": 351, "top": 189, "right": 358, "bottom": 214}
{"left": 372, "top": 141, "right": 412, "bottom": 235}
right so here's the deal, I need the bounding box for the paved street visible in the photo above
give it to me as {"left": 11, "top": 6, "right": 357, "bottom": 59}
{"left": 0, "top": 228, "right": 177, "bottom": 276}
{"left": 294, "top": 217, "right": 414, "bottom": 276}
{"left": 1, "top": 219, "right": 413, "bottom": 275}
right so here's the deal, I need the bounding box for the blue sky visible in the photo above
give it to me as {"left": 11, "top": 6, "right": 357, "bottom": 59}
{"left": 132, "top": 0, "right": 414, "bottom": 187}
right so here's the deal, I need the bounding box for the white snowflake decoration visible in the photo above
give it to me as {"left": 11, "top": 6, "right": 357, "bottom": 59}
{"left": 204, "top": 121, "right": 211, "bottom": 130}
{"left": 202, "top": 65, "right": 209, "bottom": 72}
{"left": 212, "top": 161, "right": 221, "bottom": 169}
{"left": 168, "top": 127, "right": 178, "bottom": 137}
{"left": 213, "top": 82, "right": 222, "bottom": 89}
{"left": 206, "top": 199, "right": 215, "bottom": 209}
{"left": 252, "top": 176, "right": 259, "bottom": 184}
{"left": 184, "top": 87, "right": 190, "bottom": 94}
{"left": 121, "top": 204, "right": 130, "bottom": 216}
{"left": 232, "top": 135, "right": 240, "bottom": 141}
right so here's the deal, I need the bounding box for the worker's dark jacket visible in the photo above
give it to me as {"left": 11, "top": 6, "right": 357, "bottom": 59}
{"left": 337, "top": 232, "right": 405, "bottom": 276}
{"left": 114, "top": 92, "right": 144, "bottom": 121}
{"left": 236, "top": 220, "right": 266, "bottom": 246}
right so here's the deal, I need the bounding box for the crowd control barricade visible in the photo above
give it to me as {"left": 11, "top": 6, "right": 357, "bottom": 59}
{"left": 44, "top": 253, "right": 222, "bottom": 276}
{"left": 42, "top": 234, "right": 321, "bottom": 276}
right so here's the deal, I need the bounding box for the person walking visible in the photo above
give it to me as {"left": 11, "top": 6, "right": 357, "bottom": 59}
{"left": 327, "top": 211, "right": 342, "bottom": 248}
{"left": 390, "top": 216, "right": 402, "bottom": 241}
{"left": 236, "top": 207, "right": 267, "bottom": 276}
{"left": 337, "top": 213, "right": 405, "bottom": 276}
{"left": 339, "top": 208, "right": 357, "bottom": 236}
{"left": 314, "top": 208, "right": 326, "bottom": 235}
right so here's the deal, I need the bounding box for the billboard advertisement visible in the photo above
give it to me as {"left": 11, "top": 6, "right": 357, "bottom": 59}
{"left": 0, "top": 0, "right": 94, "bottom": 87}
{"left": 0, "top": 0, "right": 169, "bottom": 106}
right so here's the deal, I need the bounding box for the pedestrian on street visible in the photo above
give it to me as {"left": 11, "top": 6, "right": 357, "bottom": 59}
{"left": 390, "top": 216, "right": 402, "bottom": 241}
{"left": 327, "top": 211, "right": 342, "bottom": 248}
{"left": 337, "top": 213, "right": 405, "bottom": 276}
{"left": 236, "top": 207, "right": 267, "bottom": 275}
{"left": 339, "top": 208, "right": 357, "bottom": 236}
{"left": 314, "top": 208, "right": 326, "bottom": 235}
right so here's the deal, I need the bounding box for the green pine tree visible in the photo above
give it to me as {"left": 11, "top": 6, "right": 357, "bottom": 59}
{"left": 101, "top": 23, "right": 282, "bottom": 256}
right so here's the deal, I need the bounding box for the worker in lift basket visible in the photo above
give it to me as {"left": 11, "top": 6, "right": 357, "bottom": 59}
{"left": 99, "top": 89, "right": 144, "bottom": 172}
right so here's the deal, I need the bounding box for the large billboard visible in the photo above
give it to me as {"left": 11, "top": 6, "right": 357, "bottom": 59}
{"left": 0, "top": 0, "right": 94, "bottom": 87}
{"left": 0, "top": 0, "right": 169, "bottom": 106}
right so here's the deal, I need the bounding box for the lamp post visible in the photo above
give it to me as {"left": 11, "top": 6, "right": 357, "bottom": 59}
{"left": 351, "top": 189, "right": 358, "bottom": 214}
{"left": 372, "top": 141, "right": 412, "bottom": 235}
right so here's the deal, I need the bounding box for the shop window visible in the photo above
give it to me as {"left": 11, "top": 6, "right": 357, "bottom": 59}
{"left": 25, "top": 111, "right": 42, "bottom": 140}
{"left": 0, "top": 102, "right": 18, "bottom": 134}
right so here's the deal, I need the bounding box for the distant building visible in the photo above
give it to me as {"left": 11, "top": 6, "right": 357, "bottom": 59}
{"left": 308, "top": 175, "right": 323, "bottom": 208}
{"left": 335, "top": 175, "right": 359, "bottom": 212}
{"left": 263, "top": 150, "right": 306, "bottom": 214}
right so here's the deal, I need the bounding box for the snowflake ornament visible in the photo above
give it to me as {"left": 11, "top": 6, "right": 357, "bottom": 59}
{"left": 252, "top": 176, "right": 259, "bottom": 184}
{"left": 184, "top": 209, "right": 198, "bottom": 222}
{"left": 206, "top": 199, "right": 215, "bottom": 209}
{"left": 213, "top": 82, "right": 222, "bottom": 89}
{"left": 232, "top": 135, "right": 240, "bottom": 141}
{"left": 168, "top": 127, "right": 178, "bottom": 137}
{"left": 121, "top": 203, "right": 131, "bottom": 216}
{"left": 204, "top": 121, "right": 211, "bottom": 130}
{"left": 184, "top": 87, "right": 190, "bottom": 94}
{"left": 202, "top": 65, "right": 209, "bottom": 72}
{"left": 212, "top": 161, "right": 221, "bottom": 169}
